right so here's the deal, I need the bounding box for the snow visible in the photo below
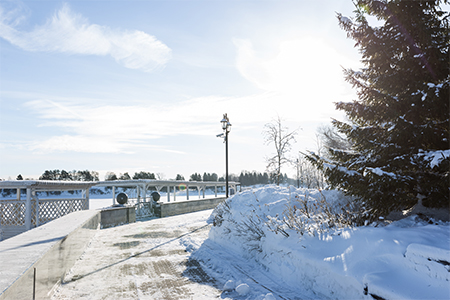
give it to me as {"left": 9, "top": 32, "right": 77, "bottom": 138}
{"left": 6, "top": 185, "right": 449, "bottom": 299}
{"left": 0, "top": 210, "right": 99, "bottom": 296}
{"left": 323, "top": 162, "right": 360, "bottom": 176}
{"left": 364, "top": 167, "right": 397, "bottom": 178}
{"left": 340, "top": 16, "right": 352, "bottom": 25}
{"left": 50, "top": 209, "right": 287, "bottom": 300}
{"left": 223, "top": 279, "right": 236, "bottom": 291}
{"left": 427, "top": 83, "right": 443, "bottom": 88}
{"left": 208, "top": 185, "right": 450, "bottom": 300}
{"left": 418, "top": 149, "right": 450, "bottom": 169}
{"left": 264, "top": 293, "right": 276, "bottom": 300}
{"left": 235, "top": 283, "right": 251, "bottom": 295}
{"left": 426, "top": 82, "right": 444, "bottom": 97}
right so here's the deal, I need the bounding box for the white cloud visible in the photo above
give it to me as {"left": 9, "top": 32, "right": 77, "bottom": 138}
{"left": 0, "top": 3, "right": 171, "bottom": 72}
{"left": 23, "top": 92, "right": 284, "bottom": 154}
{"left": 30, "top": 135, "right": 131, "bottom": 154}
{"left": 23, "top": 84, "right": 342, "bottom": 154}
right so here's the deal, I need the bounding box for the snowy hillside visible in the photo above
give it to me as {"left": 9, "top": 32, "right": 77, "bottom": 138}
{"left": 207, "top": 186, "right": 450, "bottom": 300}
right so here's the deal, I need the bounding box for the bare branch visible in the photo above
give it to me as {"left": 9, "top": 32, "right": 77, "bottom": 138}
{"left": 263, "top": 116, "right": 298, "bottom": 185}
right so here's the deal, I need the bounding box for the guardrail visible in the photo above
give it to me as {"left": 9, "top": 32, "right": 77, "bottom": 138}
{"left": 0, "top": 181, "right": 95, "bottom": 240}
{"left": 0, "top": 180, "right": 240, "bottom": 239}
{"left": 95, "top": 179, "right": 239, "bottom": 203}
{"left": 96, "top": 179, "right": 240, "bottom": 219}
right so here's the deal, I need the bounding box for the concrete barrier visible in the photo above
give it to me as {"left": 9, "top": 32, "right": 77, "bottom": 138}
{"left": 100, "top": 206, "right": 136, "bottom": 228}
{"left": 0, "top": 210, "right": 100, "bottom": 300}
{"left": 157, "top": 197, "right": 226, "bottom": 217}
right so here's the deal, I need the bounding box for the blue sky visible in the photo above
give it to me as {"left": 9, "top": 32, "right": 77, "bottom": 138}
{"left": 0, "top": 0, "right": 361, "bottom": 180}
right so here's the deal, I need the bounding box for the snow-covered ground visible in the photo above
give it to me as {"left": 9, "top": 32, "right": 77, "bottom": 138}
{"left": 53, "top": 185, "right": 449, "bottom": 299}
{"left": 207, "top": 185, "right": 450, "bottom": 300}
{"left": 52, "top": 209, "right": 310, "bottom": 300}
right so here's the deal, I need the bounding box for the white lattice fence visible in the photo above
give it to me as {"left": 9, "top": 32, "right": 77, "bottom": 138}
{"left": 0, "top": 198, "right": 89, "bottom": 239}
{"left": 0, "top": 200, "right": 26, "bottom": 226}
{"left": 37, "top": 198, "right": 88, "bottom": 225}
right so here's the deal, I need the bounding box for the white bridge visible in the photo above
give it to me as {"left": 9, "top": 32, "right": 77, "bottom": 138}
{"left": 0, "top": 179, "right": 239, "bottom": 240}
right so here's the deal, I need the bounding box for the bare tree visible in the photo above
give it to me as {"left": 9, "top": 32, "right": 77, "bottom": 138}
{"left": 263, "top": 116, "right": 298, "bottom": 185}
{"left": 316, "top": 124, "right": 351, "bottom": 156}
{"left": 293, "top": 152, "right": 326, "bottom": 189}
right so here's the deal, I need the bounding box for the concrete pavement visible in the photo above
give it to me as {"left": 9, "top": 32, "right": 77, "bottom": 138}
{"left": 51, "top": 210, "right": 222, "bottom": 300}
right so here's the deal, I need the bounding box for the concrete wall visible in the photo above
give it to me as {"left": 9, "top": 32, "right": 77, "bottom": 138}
{"left": 158, "top": 197, "right": 226, "bottom": 217}
{"left": 0, "top": 210, "right": 100, "bottom": 300}
{"left": 100, "top": 206, "right": 136, "bottom": 229}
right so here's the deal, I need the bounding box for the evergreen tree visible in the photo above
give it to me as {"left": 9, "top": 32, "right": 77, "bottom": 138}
{"left": 309, "top": 0, "right": 449, "bottom": 218}
{"left": 119, "top": 172, "right": 131, "bottom": 180}
{"left": 238, "top": 170, "right": 271, "bottom": 186}
{"left": 317, "top": 125, "right": 352, "bottom": 155}
{"left": 105, "top": 172, "right": 118, "bottom": 181}
{"left": 60, "top": 170, "right": 72, "bottom": 181}
{"left": 203, "top": 172, "right": 209, "bottom": 181}
{"left": 16, "top": 174, "right": 23, "bottom": 180}
{"left": 211, "top": 173, "right": 218, "bottom": 181}
{"left": 132, "top": 171, "right": 156, "bottom": 180}
{"left": 189, "top": 173, "right": 202, "bottom": 181}
{"left": 77, "top": 170, "right": 91, "bottom": 181}
{"left": 175, "top": 174, "right": 185, "bottom": 180}
{"left": 90, "top": 171, "right": 99, "bottom": 181}
{"left": 40, "top": 170, "right": 59, "bottom": 180}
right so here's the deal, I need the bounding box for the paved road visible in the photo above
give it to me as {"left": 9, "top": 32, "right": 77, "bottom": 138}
{"left": 52, "top": 210, "right": 222, "bottom": 300}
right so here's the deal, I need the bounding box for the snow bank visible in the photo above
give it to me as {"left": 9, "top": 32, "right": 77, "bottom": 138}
{"left": 208, "top": 185, "right": 450, "bottom": 300}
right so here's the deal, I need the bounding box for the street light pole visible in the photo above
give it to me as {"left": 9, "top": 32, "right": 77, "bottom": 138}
{"left": 220, "top": 113, "right": 231, "bottom": 198}
{"left": 225, "top": 127, "right": 229, "bottom": 198}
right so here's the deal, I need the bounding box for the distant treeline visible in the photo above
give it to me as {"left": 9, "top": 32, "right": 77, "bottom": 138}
{"left": 188, "top": 171, "right": 290, "bottom": 186}
{"left": 2, "top": 169, "right": 297, "bottom": 198}
{"left": 12, "top": 169, "right": 291, "bottom": 186}
{"left": 39, "top": 169, "right": 100, "bottom": 181}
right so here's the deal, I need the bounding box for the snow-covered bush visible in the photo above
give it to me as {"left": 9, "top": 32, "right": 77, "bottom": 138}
{"left": 211, "top": 185, "right": 364, "bottom": 246}
{"left": 208, "top": 185, "right": 450, "bottom": 300}
{"left": 266, "top": 189, "right": 369, "bottom": 238}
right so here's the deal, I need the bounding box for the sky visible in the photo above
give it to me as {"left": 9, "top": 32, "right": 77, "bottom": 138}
{"left": 0, "top": 0, "right": 362, "bottom": 181}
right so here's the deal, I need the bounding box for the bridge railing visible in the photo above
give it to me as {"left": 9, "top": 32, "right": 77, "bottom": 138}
{"left": 0, "top": 181, "right": 95, "bottom": 240}
{"left": 95, "top": 179, "right": 240, "bottom": 204}
{"left": 0, "top": 180, "right": 240, "bottom": 238}
{"left": 95, "top": 179, "right": 240, "bottom": 219}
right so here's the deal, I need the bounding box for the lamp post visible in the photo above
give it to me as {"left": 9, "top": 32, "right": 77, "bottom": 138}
{"left": 220, "top": 113, "right": 231, "bottom": 197}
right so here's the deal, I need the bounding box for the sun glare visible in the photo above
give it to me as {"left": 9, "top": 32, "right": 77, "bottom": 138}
{"left": 264, "top": 38, "right": 346, "bottom": 96}
{"left": 235, "top": 37, "right": 355, "bottom": 121}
